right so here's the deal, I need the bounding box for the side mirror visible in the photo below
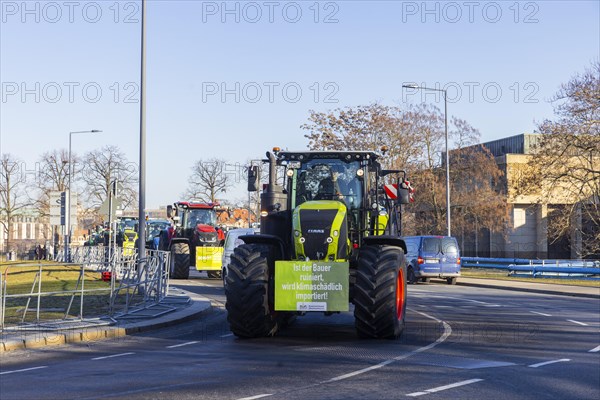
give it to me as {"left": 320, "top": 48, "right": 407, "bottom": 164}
{"left": 397, "top": 188, "right": 411, "bottom": 205}
{"left": 166, "top": 205, "right": 173, "bottom": 218}
{"left": 248, "top": 165, "right": 259, "bottom": 192}
{"left": 397, "top": 180, "right": 414, "bottom": 205}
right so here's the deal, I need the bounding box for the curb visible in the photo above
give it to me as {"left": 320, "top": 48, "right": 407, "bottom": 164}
{"left": 457, "top": 280, "right": 600, "bottom": 299}
{"left": 1, "top": 295, "right": 212, "bottom": 352}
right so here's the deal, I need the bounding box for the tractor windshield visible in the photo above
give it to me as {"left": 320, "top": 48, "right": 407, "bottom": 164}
{"left": 293, "top": 159, "right": 363, "bottom": 210}
{"left": 185, "top": 209, "right": 217, "bottom": 228}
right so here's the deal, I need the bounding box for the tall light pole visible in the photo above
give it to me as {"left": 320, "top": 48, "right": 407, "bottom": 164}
{"left": 402, "top": 84, "right": 451, "bottom": 236}
{"left": 137, "top": 0, "right": 147, "bottom": 263}
{"left": 67, "top": 129, "right": 102, "bottom": 262}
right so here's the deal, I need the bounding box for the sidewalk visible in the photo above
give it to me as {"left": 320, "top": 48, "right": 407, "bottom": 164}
{"left": 458, "top": 277, "right": 600, "bottom": 299}
{"left": 0, "top": 289, "right": 212, "bottom": 353}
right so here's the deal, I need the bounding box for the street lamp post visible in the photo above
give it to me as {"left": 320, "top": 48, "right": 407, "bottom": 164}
{"left": 66, "top": 129, "right": 101, "bottom": 262}
{"left": 137, "top": 0, "right": 147, "bottom": 264}
{"left": 402, "top": 84, "right": 451, "bottom": 236}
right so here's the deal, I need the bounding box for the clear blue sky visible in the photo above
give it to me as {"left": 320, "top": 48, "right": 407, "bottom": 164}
{"left": 1, "top": 0, "right": 598, "bottom": 208}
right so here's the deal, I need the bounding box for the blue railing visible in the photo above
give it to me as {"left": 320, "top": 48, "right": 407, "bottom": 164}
{"left": 462, "top": 257, "right": 600, "bottom": 280}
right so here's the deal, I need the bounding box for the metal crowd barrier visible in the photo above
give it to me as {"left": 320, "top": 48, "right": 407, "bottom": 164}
{"left": 0, "top": 246, "right": 171, "bottom": 331}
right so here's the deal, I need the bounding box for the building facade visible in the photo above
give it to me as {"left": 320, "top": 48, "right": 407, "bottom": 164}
{"left": 461, "top": 133, "right": 597, "bottom": 259}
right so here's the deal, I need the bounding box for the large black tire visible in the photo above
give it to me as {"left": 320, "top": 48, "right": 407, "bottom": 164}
{"left": 225, "top": 243, "right": 282, "bottom": 338}
{"left": 447, "top": 277, "right": 457, "bottom": 285}
{"left": 354, "top": 245, "right": 407, "bottom": 339}
{"left": 170, "top": 242, "right": 190, "bottom": 279}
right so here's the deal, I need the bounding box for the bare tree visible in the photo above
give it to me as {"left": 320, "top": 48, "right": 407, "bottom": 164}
{"left": 184, "top": 158, "right": 230, "bottom": 203}
{"left": 515, "top": 62, "right": 600, "bottom": 257}
{"left": 82, "top": 146, "right": 138, "bottom": 210}
{"left": 302, "top": 103, "right": 422, "bottom": 170}
{"left": 301, "top": 103, "right": 508, "bottom": 237}
{"left": 0, "top": 154, "right": 30, "bottom": 253}
{"left": 31, "top": 149, "right": 75, "bottom": 218}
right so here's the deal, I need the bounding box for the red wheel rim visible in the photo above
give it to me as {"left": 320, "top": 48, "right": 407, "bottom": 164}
{"left": 395, "top": 269, "right": 405, "bottom": 320}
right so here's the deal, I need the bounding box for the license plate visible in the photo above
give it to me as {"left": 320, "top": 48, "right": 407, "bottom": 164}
{"left": 424, "top": 259, "right": 439, "bottom": 264}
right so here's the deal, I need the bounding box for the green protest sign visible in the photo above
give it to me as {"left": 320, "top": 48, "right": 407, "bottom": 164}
{"left": 274, "top": 261, "right": 349, "bottom": 312}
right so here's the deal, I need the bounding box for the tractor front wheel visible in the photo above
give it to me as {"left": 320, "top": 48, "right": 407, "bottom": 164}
{"left": 225, "top": 243, "right": 281, "bottom": 338}
{"left": 170, "top": 242, "right": 190, "bottom": 279}
{"left": 354, "top": 245, "right": 407, "bottom": 339}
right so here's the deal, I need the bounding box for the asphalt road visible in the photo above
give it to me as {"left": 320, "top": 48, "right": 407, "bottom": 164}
{"left": 1, "top": 274, "right": 599, "bottom": 400}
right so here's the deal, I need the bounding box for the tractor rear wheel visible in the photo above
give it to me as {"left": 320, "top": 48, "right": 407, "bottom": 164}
{"left": 170, "top": 242, "right": 190, "bottom": 279}
{"left": 225, "top": 243, "right": 281, "bottom": 338}
{"left": 354, "top": 245, "right": 407, "bottom": 339}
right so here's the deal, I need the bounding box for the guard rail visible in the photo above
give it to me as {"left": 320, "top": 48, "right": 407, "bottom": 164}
{"left": 462, "top": 257, "right": 600, "bottom": 280}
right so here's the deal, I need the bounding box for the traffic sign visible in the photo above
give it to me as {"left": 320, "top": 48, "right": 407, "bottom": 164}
{"left": 49, "top": 191, "right": 77, "bottom": 226}
{"left": 99, "top": 196, "right": 123, "bottom": 219}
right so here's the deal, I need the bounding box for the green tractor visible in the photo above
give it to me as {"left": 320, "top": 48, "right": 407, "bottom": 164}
{"left": 225, "top": 148, "right": 413, "bottom": 339}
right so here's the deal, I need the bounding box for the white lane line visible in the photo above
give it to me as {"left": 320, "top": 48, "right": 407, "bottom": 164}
{"left": 530, "top": 311, "right": 552, "bottom": 317}
{"left": 326, "top": 360, "right": 395, "bottom": 382}
{"left": 323, "top": 310, "right": 452, "bottom": 383}
{"left": 406, "top": 378, "right": 484, "bottom": 397}
{"left": 426, "top": 295, "right": 500, "bottom": 307}
{"left": 528, "top": 359, "right": 570, "bottom": 368}
{"left": 237, "top": 394, "right": 273, "bottom": 400}
{"left": 0, "top": 366, "right": 48, "bottom": 375}
{"left": 220, "top": 333, "right": 234, "bottom": 338}
{"left": 91, "top": 352, "right": 135, "bottom": 361}
{"left": 567, "top": 319, "right": 588, "bottom": 326}
{"left": 588, "top": 345, "right": 600, "bottom": 353}
{"left": 166, "top": 341, "right": 199, "bottom": 349}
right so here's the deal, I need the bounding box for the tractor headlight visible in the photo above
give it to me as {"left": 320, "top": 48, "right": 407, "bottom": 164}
{"left": 333, "top": 230, "right": 339, "bottom": 237}
{"left": 326, "top": 237, "right": 333, "bottom": 243}
{"left": 299, "top": 237, "right": 305, "bottom": 243}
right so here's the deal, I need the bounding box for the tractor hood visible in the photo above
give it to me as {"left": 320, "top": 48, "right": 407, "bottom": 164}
{"left": 196, "top": 224, "right": 216, "bottom": 233}
{"left": 292, "top": 200, "right": 348, "bottom": 261}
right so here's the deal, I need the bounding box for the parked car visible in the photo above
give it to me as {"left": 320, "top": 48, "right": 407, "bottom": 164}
{"left": 403, "top": 236, "right": 461, "bottom": 285}
{"left": 221, "top": 228, "right": 260, "bottom": 286}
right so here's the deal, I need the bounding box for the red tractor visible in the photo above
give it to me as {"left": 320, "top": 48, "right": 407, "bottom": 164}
{"left": 161, "top": 202, "right": 225, "bottom": 279}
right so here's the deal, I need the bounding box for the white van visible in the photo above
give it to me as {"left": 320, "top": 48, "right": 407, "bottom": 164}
{"left": 221, "top": 228, "right": 260, "bottom": 286}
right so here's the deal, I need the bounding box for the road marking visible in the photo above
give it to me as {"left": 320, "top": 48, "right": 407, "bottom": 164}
{"left": 166, "top": 341, "right": 199, "bottom": 349}
{"left": 589, "top": 345, "right": 600, "bottom": 353}
{"left": 426, "top": 295, "right": 500, "bottom": 307}
{"left": 323, "top": 310, "right": 452, "bottom": 383}
{"left": 528, "top": 359, "right": 570, "bottom": 368}
{"left": 406, "top": 378, "right": 484, "bottom": 397}
{"left": 530, "top": 311, "right": 552, "bottom": 317}
{"left": 220, "top": 333, "right": 234, "bottom": 338}
{"left": 326, "top": 359, "right": 395, "bottom": 382}
{"left": 237, "top": 394, "right": 273, "bottom": 400}
{"left": 567, "top": 319, "right": 588, "bottom": 326}
{"left": 91, "top": 352, "right": 135, "bottom": 360}
{"left": 0, "top": 366, "right": 48, "bottom": 375}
